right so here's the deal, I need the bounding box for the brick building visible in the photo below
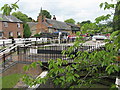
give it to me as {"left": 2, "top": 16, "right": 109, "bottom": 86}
{"left": 27, "top": 14, "right": 80, "bottom": 36}
{"left": 0, "top": 14, "right": 23, "bottom": 39}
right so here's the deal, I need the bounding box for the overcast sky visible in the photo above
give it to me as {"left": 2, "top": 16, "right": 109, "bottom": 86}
{"left": 0, "top": 0, "right": 116, "bottom": 23}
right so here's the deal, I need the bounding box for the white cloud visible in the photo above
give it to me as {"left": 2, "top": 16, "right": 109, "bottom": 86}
{"left": 0, "top": 0, "right": 117, "bottom": 23}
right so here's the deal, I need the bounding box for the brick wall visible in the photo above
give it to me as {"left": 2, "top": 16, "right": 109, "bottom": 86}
{"left": 0, "top": 22, "right": 2, "bottom": 30}
{"left": 36, "top": 16, "right": 49, "bottom": 34}
{"left": 2, "top": 22, "right": 23, "bottom": 38}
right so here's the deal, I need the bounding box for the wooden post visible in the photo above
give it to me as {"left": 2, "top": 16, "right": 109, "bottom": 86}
{"left": 17, "top": 46, "right": 19, "bottom": 55}
{"left": 3, "top": 54, "right": 5, "bottom": 68}
{"left": 3, "top": 41, "right": 5, "bottom": 47}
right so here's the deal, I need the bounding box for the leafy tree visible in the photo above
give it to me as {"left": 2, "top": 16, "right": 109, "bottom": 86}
{"left": 22, "top": 0, "right": 120, "bottom": 89}
{"left": 106, "top": 21, "right": 113, "bottom": 27}
{"left": 12, "top": 11, "right": 34, "bottom": 22}
{"left": 23, "top": 24, "right": 31, "bottom": 38}
{"left": 0, "top": 0, "right": 19, "bottom": 16}
{"left": 80, "top": 20, "right": 91, "bottom": 26}
{"left": 77, "top": 22, "right": 80, "bottom": 27}
{"left": 39, "top": 9, "right": 51, "bottom": 19}
{"left": 64, "top": 18, "right": 75, "bottom": 24}
{"left": 113, "top": 1, "right": 120, "bottom": 31}
{"left": 98, "top": 21, "right": 113, "bottom": 33}
{"left": 81, "top": 23, "right": 98, "bottom": 31}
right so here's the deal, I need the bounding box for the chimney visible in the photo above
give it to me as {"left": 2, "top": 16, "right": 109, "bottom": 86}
{"left": 53, "top": 15, "right": 56, "bottom": 20}
{"left": 43, "top": 16, "right": 46, "bottom": 22}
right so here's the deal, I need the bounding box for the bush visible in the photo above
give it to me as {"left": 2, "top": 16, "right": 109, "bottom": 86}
{"left": 34, "top": 34, "right": 40, "bottom": 37}
{"left": 17, "top": 35, "right": 21, "bottom": 38}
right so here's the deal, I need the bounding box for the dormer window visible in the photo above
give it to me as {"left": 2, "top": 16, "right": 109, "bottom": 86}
{"left": 17, "top": 23, "right": 20, "bottom": 28}
{"left": 3, "top": 22, "right": 8, "bottom": 27}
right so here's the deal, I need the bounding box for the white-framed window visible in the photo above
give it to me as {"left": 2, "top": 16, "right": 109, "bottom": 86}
{"left": 3, "top": 22, "right": 8, "bottom": 27}
{"left": 17, "top": 23, "right": 20, "bottom": 28}
{"left": 17, "top": 32, "right": 21, "bottom": 36}
{"left": 9, "top": 32, "right": 13, "bottom": 37}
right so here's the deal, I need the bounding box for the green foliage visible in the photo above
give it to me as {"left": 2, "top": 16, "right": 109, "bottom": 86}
{"left": 64, "top": 18, "right": 75, "bottom": 24}
{"left": 23, "top": 24, "right": 31, "bottom": 38}
{"left": 39, "top": 9, "right": 51, "bottom": 19}
{"left": 23, "top": 28, "right": 120, "bottom": 88}
{"left": 0, "top": 3, "right": 19, "bottom": 16}
{"left": 95, "top": 14, "right": 111, "bottom": 24}
{"left": 113, "top": 1, "right": 120, "bottom": 31}
{"left": 100, "top": 2, "right": 115, "bottom": 10}
{"left": 80, "top": 20, "right": 91, "bottom": 27}
{"left": 12, "top": 11, "right": 34, "bottom": 22}
{"left": 81, "top": 23, "right": 98, "bottom": 31}
{"left": 33, "top": 33, "right": 40, "bottom": 37}
{"left": 22, "top": 0, "right": 120, "bottom": 89}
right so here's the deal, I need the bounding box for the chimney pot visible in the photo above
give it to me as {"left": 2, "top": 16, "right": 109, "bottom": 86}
{"left": 53, "top": 15, "right": 56, "bottom": 20}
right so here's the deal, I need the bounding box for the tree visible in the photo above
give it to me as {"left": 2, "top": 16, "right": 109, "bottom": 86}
{"left": 113, "top": 1, "right": 120, "bottom": 31}
{"left": 12, "top": 11, "right": 34, "bottom": 22}
{"left": 23, "top": 24, "right": 31, "bottom": 38}
{"left": 39, "top": 9, "right": 51, "bottom": 19}
{"left": 79, "top": 20, "right": 92, "bottom": 30}
{"left": 0, "top": 0, "right": 19, "bottom": 16}
{"left": 81, "top": 20, "right": 91, "bottom": 25}
{"left": 64, "top": 18, "right": 75, "bottom": 24}
{"left": 22, "top": 0, "right": 120, "bottom": 89}
{"left": 77, "top": 22, "right": 80, "bottom": 27}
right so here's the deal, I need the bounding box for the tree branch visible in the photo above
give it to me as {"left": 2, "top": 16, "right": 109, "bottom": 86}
{"left": 79, "top": 67, "right": 94, "bottom": 87}
{"left": 14, "top": 0, "right": 20, "bottom": 4}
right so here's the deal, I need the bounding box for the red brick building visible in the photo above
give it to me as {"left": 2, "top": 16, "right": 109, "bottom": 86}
{"left": 0, "top": 14, "right": 23, "bottom": 39}
{"left": 28, "top": 14, "right": 80, "bottom": 36}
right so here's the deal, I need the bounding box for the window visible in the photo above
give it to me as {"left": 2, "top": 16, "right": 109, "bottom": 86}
{"left": 17, "top": 23, "right": 20, "bottom": 28}
{"left": 17, "top": 32, "right": 21, "bottom": 36}
{"left": 3, "top": 22, "right": 8, "bottom": 27}
{"left": 0, "top": 32, "right": 2, "bottom": 37}
{"left": 9, "top": 32, "right": 13, "bottom": 37}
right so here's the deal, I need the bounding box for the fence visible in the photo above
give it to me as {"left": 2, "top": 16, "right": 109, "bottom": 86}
{"left": 17, "top": 43, "right": 105, "bottom": 63}
{"left": 0, "top": 49, "right": 18, "bottom": 73}
{"left": 18, "top": 44, "right": 71, "bottom": 63}
{"left": 0, "top": 42, "right": 106, "bottom": 73}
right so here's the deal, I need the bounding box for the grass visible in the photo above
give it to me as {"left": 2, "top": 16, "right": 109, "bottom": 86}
{"left": 0, "top": 46, "right": 6, "bottom": 50}
{"left": 1, "top": 74, "right": 23, "bottom": 88}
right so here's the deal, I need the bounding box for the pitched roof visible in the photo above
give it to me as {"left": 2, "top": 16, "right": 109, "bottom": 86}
{"left": 45, "top": 18, "right": 71, "bottom": 30}
{"left": 27, "top": 22, "right": 38, "bottom": 28}
{"left": 66, "top": 23, "right": 79, "bottom": 28}
{"left": 0, "top": 14, "right": 22, "bottom": 23}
